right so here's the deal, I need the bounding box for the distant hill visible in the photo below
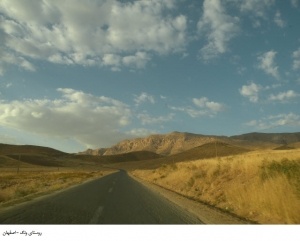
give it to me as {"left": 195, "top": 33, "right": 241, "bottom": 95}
{"left": 0, "top": 143, "right": 161, "bottom": 168}
{"left": 0, "top": 143, "right": 71, "bottom": 167}
{"left": 0, "top": 143, "right": 66, "bottom": 156}
{"left": 93, "top": 151, "right": 162, "bottom": 163}
{"left": 80, "top": 131, "right": 300, "bottom": 156}
{"left": 1, "top": 131, "right": 299, "bottom": 168}
{"left": 230, "top": 132, "right": 300, "bottom": 145}
{"left": 78, "top": 148, "right": 107, "bottom": 156}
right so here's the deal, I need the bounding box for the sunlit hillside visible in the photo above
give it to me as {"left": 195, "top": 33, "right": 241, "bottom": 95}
{"left": 132, "top": 149, "right": 300, "bottom": 224}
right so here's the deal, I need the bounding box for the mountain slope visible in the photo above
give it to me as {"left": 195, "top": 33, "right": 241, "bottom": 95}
{"left": 122, "top": 141, "right": 251, "bottom": 170}
{"left": 80, "top": 131, "right": 300, "bottom": 157}
{"left": 168, "top": 141, "right": 250, "bottom": 162}
{"left": 100, "top": 132, "right": 222, "bottom": 156}
{"left": 105, "top": 131, "right": 300, "bottom": 156}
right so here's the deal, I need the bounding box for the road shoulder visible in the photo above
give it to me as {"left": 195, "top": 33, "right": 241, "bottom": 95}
{"left": 130, "top": 173, "right": 253, "bottom": 224}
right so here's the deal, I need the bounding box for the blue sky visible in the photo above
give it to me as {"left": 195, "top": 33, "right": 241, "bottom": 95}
{"left": 0, "top": 0, "right": 300, "bottom": 153}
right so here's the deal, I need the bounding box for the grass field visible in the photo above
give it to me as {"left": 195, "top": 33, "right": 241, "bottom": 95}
{"left": 132, "top": 149, "right": 300, "bottom": 224}
{"left": 0, "top": 169, "right": 114, "bottom": 207}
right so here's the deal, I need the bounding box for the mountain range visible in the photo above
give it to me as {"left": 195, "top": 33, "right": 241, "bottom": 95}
{"left": 79, "top": 131, "right": 300, "bottom": 156}
{"left": 1, "top": 131, "right": 299, "bottom": 169}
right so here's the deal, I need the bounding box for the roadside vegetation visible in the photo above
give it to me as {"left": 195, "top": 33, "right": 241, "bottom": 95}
{"left": 132, "top": 149, "right": 300, "bottom": 224}
{"left": 0, "top": 169, "right": 112, "bottom": 206}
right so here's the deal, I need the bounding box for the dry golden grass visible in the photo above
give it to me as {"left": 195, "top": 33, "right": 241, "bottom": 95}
{"left": 0, "top": 169, "right": 114, "bottom": 206}
{"left": 132, "top": 149, "right": 300, "bottom": 224}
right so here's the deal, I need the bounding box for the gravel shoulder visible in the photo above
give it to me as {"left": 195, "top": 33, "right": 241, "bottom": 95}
{"left": 130, "top": 173, "right": 254, "bottom": 224}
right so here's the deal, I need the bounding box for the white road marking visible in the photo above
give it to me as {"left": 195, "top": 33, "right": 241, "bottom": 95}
{"left": 89, "top": 206, "right": 104, "bottom": 224}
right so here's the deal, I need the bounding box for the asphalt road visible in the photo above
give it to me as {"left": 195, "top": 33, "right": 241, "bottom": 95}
{"left": 0, "top": 170, "right": 202, "bottom": 224}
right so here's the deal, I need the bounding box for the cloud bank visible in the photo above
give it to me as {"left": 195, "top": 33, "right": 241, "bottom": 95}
{"left": 246, "top": 113, "right": 300, "bottom": 130}
{"left": 0, "top": 88, "right": 132, "bottom": 148}
{"left": 0, "top": 0, "right": 187, "bottom": 73}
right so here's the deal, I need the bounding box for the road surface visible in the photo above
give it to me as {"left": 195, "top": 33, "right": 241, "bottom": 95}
{"left": 0, "top": 170, "right": 202, "bottom": 224}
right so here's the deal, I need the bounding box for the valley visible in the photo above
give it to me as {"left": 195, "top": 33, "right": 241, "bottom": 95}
{"left": 0, "top": 131, "right": 299, "bottom": 224}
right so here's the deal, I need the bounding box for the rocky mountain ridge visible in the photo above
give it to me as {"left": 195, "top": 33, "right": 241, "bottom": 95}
{"left": 78, "top": 131, "right": 300, "bottom": 156}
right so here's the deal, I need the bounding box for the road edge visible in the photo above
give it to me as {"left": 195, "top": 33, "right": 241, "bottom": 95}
{"left": 129, "top": 172, "right": 256, "bottom": 224}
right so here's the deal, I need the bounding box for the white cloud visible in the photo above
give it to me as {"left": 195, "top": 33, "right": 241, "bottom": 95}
{"left": 122, "top": 52, "right": 151, "bottom": 69}
{"left": 192, "top": 97, "right": 224, "bottom": 112}
{"left": 229, "top": 0, "right": 275, "bottom": 28}
{"left": 102, "top": 54, "right": 122, "bottom": 71}
{"left": 0, "top": 88, "right": 132, "bottom": 148}
{"left": 48, "top": 54, "right": 74, "bottom": 65}
{"left": 245, "top": 113, "right": 300, "bottom": 130}
{"left": 0, "top": 48, "right": 36, "bottom": 75}
{"left": 134, "top": 92, "right": 155, "bottom": 106}
{"left": 239, "top": 83, "right": 261, "bottom": 103}
{"left": 238, "top": 0, "right": 275, "bottom": 17}
{"left": 137, "top": 113, "right": 174, "bottom": 125}
{"left": 170, "top": 106, "right": 205, "bottom": 118}
{"left": 197, "top": 0, "right": 239, "bottom": 61}
{"left": 102, "top": 52, "right": 151, "bottom": 71}
{"left": 125, "top": 128, "right": 157, "bottom": 138}
{"left": 5, "top": 83, "right": 12, "bottom": 88}
{"left": 0, "top": 0, "right": 187, "bottom": 72}
{"left": 274, "top": 10, "right": 286, "bottom": 28}
{"left": 291, "top": 0, "right": 299, "bottom": 7}
{"left": 257, "top": 50, "right": 280, "bottom": 79}
{"left": 269, "top": 90, "right": 299, "bottom": 102}
{"left": 171, "top": 97, "right": 225, "bottom": 118}
{"left": 292, "top": 47, "right": 300, "bottom": 70}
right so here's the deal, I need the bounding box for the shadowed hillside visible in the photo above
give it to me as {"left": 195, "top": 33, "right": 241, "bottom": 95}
{"left": 167, "top": 141, "right": 250, "bottom": 162}
{"left": 77, "top": 151, "right": 162, "bottom": 164}
{"left": 118, "top": 141, "right": 251, "bottom": 171}
{"left": 273, "top": 142, "right": 300, "bottom": 150}
{"left": 6, "top": 154, "right": 66, "bottom": 167}
{"left": 0, "top": 144, "right": 66, "bottom": 156}
{"left": 0, "top": 144, "right": 70, "bottom": 168}
{"left": 0, "top": 143, "right": 162, "bottom": 168}
{"left": 0, "top": 155, "right": 38, "bottom": 168}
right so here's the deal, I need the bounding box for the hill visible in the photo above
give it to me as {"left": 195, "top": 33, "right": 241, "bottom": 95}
{"left": 230, "top": 132, "right": 300, "bottom": 145}
{"left": 0, "top": 143, "right": 66, "bottom": 156}
{"left": 0, "top": 155, "right": 38, "bottom": 168}
{"left": 0, "top": 143, "right": 162, "bottom": 168}
{"left": 0, "top": 143, "right": 70, "bottom": 167}
{"left": 168, "top": 141, "right": 250, "bottom": 162}
{"left": 94, "top": 151, "right": 162, "bottom": 163}
{"left": 121, "top": 141, "right": 251, "bottom": 171}
{"left": 1, "top": 131, "right": 299, "bottom": 168}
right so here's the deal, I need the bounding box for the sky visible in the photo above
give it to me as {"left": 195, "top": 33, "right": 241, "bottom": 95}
{"left": 0, "top": 0, "right": 300, "bottom": 153}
